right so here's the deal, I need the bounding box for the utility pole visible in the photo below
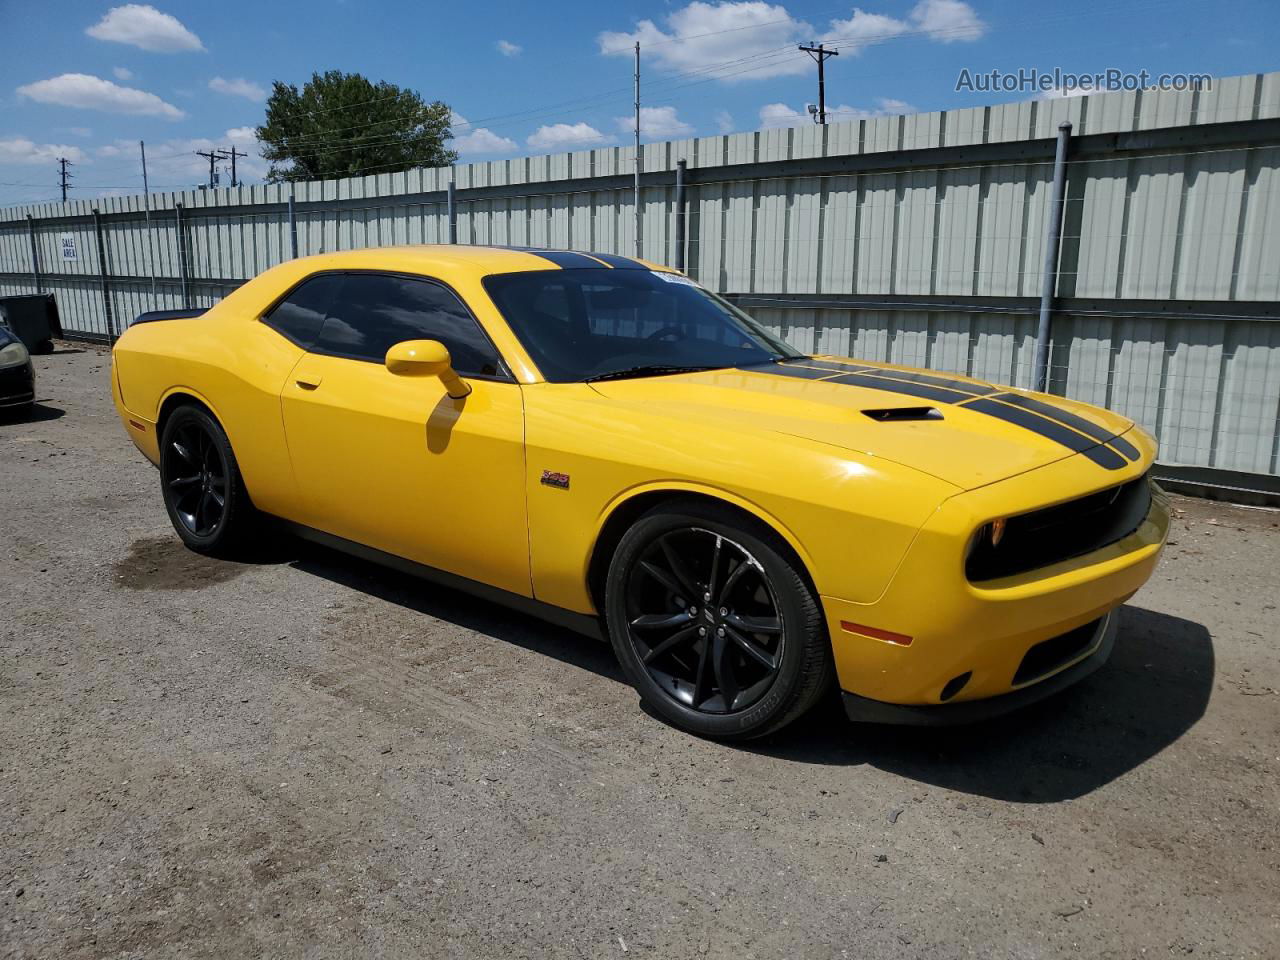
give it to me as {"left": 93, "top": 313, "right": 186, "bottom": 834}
{"left": 57, "top": 157, "right": 73, "bottom": 202}
{"left": 140, "top": 141, "right": 157, "bottom": 298}
{"left": 798, "top": 42, "right": 839, "bottom": 125}
{"left": 223, "top": 145, "right": 248, "bottom": 187}
{"left": 195, "top": 148, "right": 228, "bottom": 188}
{"left": 633, "top": 40, "right": 641, "bottom": 258}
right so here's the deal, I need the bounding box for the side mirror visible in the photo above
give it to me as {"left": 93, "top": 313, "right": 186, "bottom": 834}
{"left": 385, "top": 339, "right": 471, "bottom": 398}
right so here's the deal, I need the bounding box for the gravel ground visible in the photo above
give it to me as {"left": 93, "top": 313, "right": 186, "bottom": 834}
{"left": 2, "top": 345, "right": 1278, "bottom": 960}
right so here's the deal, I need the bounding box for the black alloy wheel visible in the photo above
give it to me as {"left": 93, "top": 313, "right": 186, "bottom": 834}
{"left": 627, "top": 528, "right": 784, "bottom": 714}
{"left": 159, "top": 405, "right": 256, "bottom": 556}
{"left": 606, "top": 500, "right": 833, "bottom": 739}
{"left": 165, "top": 419, "right": 228, "bottom": 537}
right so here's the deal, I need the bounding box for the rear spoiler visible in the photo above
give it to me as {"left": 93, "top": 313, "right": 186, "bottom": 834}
{"left": 131, "top": 309, "right": 206, "bottom": 326}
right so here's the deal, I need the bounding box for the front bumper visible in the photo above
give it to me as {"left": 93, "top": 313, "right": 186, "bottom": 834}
{"left": 822, "top": 436, "right": 1169, "bottom": 715}
{"left": 841, "top": 612, "right": 1116, "bottom": 725}
{"left": 0, "top": 360, "right": 35, "bottom": 407}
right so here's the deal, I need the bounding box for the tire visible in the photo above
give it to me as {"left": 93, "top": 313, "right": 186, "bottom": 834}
{"left": 605, "top": 499, "right": 833, "bottom": 740}
{"left": 159, "top": 404, "right": 257, "bottom": 557}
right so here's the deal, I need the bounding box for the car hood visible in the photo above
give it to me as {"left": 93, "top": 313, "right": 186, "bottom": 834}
{"left": 588, "top": 357, "right": 1139, "bottom": 491}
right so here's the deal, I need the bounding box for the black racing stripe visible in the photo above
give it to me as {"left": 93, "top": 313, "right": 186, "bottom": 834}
{"left": 827, "top": 373, "right": 976, "bottom": 404}
{"left": 740, "top": 363, "right": 842, "bottom": 381}
{"left": 525, "top": 249, "right": 610, "bottom": 269}
{"left": 992, "top": 393, "right": 1140, "bottom": 461}
{"left": 781, "top": 357, "right": 873, "bottom": 374}
{"left": 498, "top": 246, "right": 609, "bottom": 269}
{"left": 966, "top": 397, "right": 1126, "bottom": 470}
{"left": 859, "top": 368, "right": 996, "bottom": 396}
{"left": 583, "top": 252, "right": 647, "bottom": 269}
{"left": 1104, "top": 433, "right": 1139, "bottom": 461}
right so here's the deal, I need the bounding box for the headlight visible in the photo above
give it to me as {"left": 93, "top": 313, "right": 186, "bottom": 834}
{"left": 0, "top": 340, "right": 30, "bottom": 369}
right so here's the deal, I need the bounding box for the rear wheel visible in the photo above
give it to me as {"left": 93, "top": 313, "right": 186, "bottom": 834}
{"left": 605, "top": 500, "right": 833, "bottom": 739}
{"left": 159, "top": 405, "right": 257, "bottom": 556}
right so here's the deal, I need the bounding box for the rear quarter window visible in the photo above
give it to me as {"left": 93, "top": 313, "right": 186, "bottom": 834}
{"left": 262, "top": 274, "right": 344, "bottom": 347}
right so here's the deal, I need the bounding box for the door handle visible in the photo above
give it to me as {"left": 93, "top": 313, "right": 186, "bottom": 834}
{"left": 295, "top": 376, "right": 321, "bottom": 390}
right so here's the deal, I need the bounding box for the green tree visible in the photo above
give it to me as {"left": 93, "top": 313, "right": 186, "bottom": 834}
{"left": 256, "top": 70, "right": 456, "bottom": 182}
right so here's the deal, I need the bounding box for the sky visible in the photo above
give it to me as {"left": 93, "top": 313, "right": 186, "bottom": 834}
{"left": 0, "top": 0, "right": 1276, "bottom": 207}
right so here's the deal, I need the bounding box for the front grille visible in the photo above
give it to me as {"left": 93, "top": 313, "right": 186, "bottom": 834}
{"left": 966, "top": 472, "right": 1152, "bottom": 582}
{"left": 1013, "top": 618, "right": 1103, "bottom": 685}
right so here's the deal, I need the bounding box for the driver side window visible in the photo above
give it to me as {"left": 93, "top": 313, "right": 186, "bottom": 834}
{"left": 313, "top": 273, "right": 506, "bottom": 378}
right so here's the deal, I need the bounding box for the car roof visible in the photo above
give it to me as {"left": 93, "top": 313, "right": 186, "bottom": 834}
{"left": 286, "top": 244, "right": 672, "bottom": 278}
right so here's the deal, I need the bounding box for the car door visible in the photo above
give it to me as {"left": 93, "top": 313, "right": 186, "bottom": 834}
{"left": 279, "top": 271, "right": 530, "bottom": 597}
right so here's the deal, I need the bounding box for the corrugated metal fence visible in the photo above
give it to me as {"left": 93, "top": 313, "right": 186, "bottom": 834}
{"left": 2, "top": 72, "right": 1279, "bottom": 487}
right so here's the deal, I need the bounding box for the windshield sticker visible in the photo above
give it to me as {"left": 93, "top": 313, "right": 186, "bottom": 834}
{"left": 653, "top": 271, "right": 698, "bottom": 287}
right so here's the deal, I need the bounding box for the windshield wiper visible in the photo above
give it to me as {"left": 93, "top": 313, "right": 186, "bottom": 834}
{"left": 583, "top": 364, "right": 722, "bottom": 383}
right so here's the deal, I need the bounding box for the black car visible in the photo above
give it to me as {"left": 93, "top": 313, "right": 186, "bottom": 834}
{"left": 0, "top": 324, "right": 36, "bottom": 411}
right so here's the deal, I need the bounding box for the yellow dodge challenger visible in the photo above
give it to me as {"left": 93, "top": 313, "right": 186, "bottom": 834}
{"left": 111, "top": 246, "right": 1169, "bottom": 738}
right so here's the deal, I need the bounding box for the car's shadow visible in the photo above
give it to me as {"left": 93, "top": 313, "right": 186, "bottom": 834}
{"left": 290, "top": 539, "right": 1212, "bottom": 803}
{"left": 290, "top": 540, "right": 626, "bottom": 682}
{"left": 0, "top": 402, "right": 65, "bottom": 424}
{"left": 752, "top": 605, "right": 1214, "bottom": 802}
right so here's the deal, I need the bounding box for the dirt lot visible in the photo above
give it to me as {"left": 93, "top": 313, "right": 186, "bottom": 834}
{"left": 2, "top": 345, "right": 1278, "bottom": 959}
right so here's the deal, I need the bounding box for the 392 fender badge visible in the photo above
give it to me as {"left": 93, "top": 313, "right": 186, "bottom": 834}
{"left": 540, "top": 470, "right": 570, "bottom": 490}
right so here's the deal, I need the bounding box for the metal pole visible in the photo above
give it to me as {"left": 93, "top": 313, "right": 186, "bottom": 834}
{"left": 92, "top": 209, "right": 117, "bottom": 344}
{"left": 447, "top": 178, "right": 457, "bottom": 244}
{"left": 1033, "top": 121, "right": 1072, "bottom": 393}
{"left": 674, "top": 160, "right": 687, "bottom": 272}
{"left": 817, "top": 43, "right": 827, "bottom": 125}
{"left": 175, "top": 202, "right": 190, "bottom": 309}
{"left": 25, "top": 215, "right": 40, "bottom": 294}
{"left": 140, "top": 140, "right": 157, "bottom": 300}
{"left": 288, "top": 193, "right": 298, "bottom": 259}
{"left": 634, "top": 41, "right": 642, "bottom": 258}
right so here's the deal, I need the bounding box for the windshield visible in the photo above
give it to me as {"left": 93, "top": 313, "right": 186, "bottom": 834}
{"left": 482, "top": 268, "right": 802, "bottom": 383}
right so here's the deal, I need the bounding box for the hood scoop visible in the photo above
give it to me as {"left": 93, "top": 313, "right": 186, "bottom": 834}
{"left": 861, "top": 407, "right": 944, "bottom": 422}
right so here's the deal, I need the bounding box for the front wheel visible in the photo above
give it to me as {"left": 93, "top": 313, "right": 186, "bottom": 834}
{"left": 605, "top": 500, "right": 833, "bottom": 740}
{"left": 159, "top": 405, "right": 257, "bottom": 557}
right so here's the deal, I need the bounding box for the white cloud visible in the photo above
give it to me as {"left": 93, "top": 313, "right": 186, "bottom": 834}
{"left": 455, "top": 128, "right": 519, "bottom": 154}
{"left": 759, "top": 97, "right": 916, "bottom": 128}
{"left": 496, "top": 39, "right": 522, "bottom": 57}
{"left": 600, "top": 1, "right": 985, "bottom": 81}
{"left": 62, "top": 126, "right": 94, "bottom": 138}
{"left": 715, "top": 110, "right": 735, "bottom": 134}
{"left": 527, "top": 122, "right": 612, "bottom": 150}
{"left": 826, "top": 0, "right": 986, "bottom": 51}
{"left": 209, "top": 76, "right": 266, "bottom": 102}
{"left": 450, "top": 113, "right": 517, "bottom": 155}
{"left": 112, "top": 66, "right": 133, "bottom": 81}
{"left": 601, "top": 2, "right": 812, "bottom": 81}
{"left": 86, "top": 4, "right": 204, "bottom": 53}
{"left": 615, "top": 106, "right": 694, "bottom": 138}
{"left": 1035, "top": 86, "right": 1086, "bottom": 101}
{"left": 0, "top": 137, "right": 88, "bottom": 165}
{"left": 16, "top": 73, "right": 185, "bottom": 120}
{"left": 909, "top": 0, "right": 986, "bottom": 42}
{"left": 824, "top": 9, "right": 910, "bottom": 50}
